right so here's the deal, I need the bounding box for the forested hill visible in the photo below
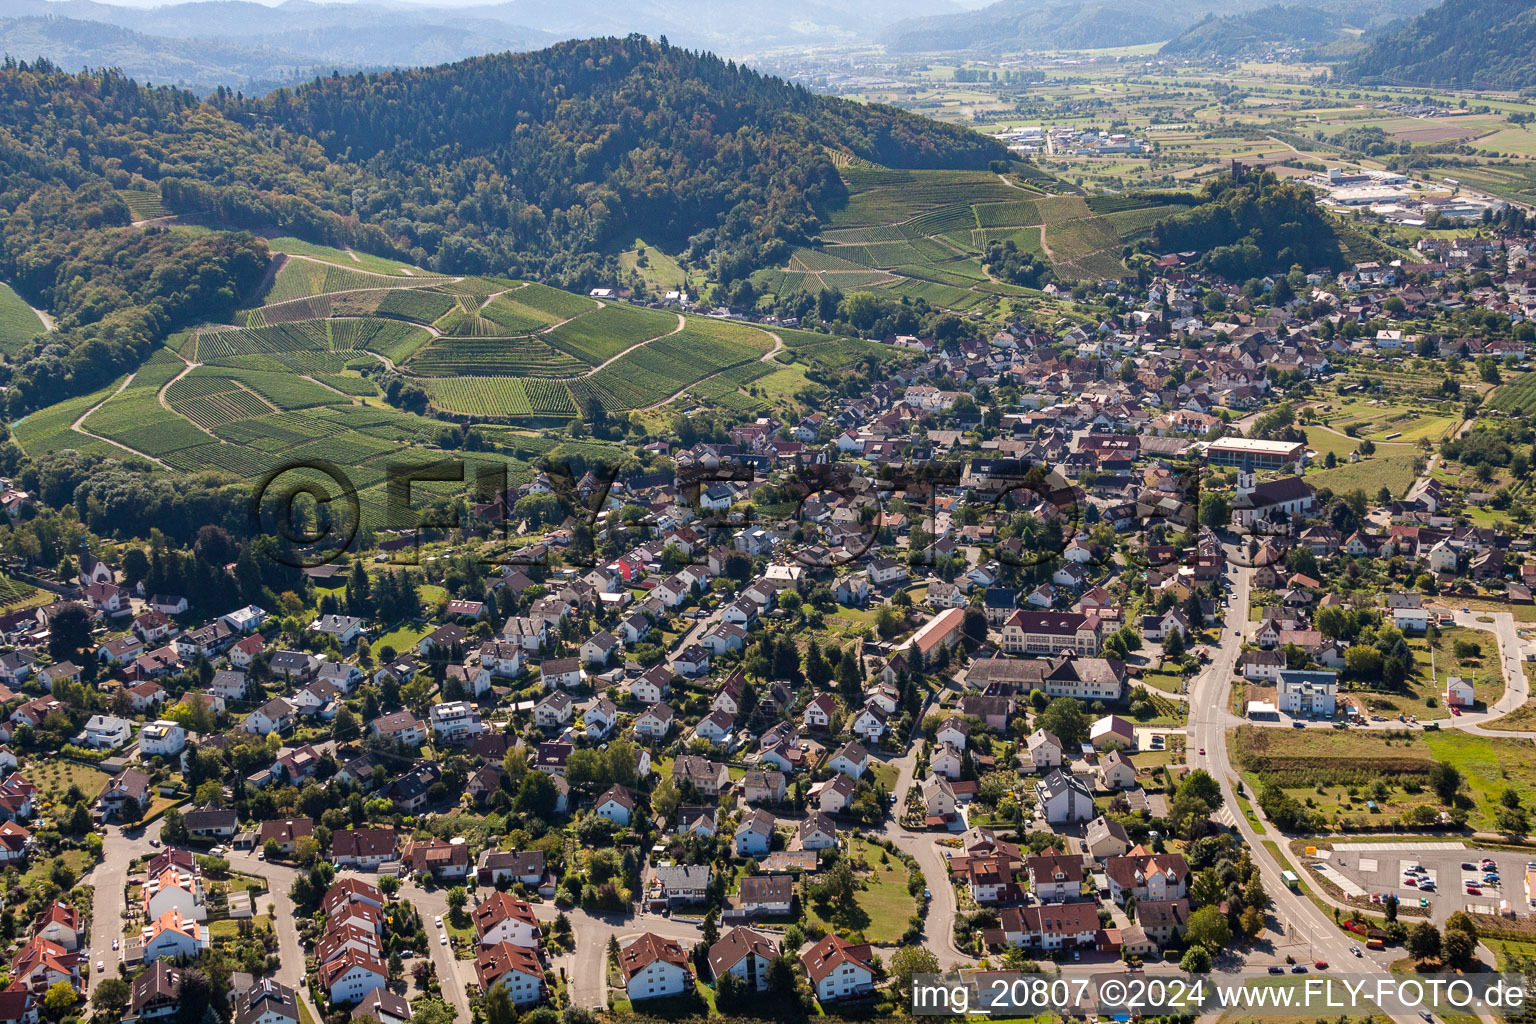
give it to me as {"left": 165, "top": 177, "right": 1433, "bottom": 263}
{"left": 0, "top": 36, "right": 1004, "bottom": 416}
{"left": 1159, "top": 6, "right": 1346, "bottom": 56}
{"left": 1343, "top": 0, "right": 1536, "bottom": 88}
{"left": 230, "top": 36, "right": 1005, "bottom": 278}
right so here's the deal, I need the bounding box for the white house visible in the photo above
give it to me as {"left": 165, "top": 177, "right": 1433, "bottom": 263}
{"left": 1445, "top": 676, "right": 1475, "bottom": 708}
{"left": 801, "top": 934, "right": 874, "bottom": 1002}
{"left": 734, "top": 809, "right": 775, "bottom": 857}
{"left": 620, "top": 934, "right": 691, "bottom": 1002}
{"left": 77, "top": 714, "right": 133, "bottom": 750}
{"left": 1035, "top": 769, "right": 1095, "bottom": 823}
{"left": 595, "top": 785, "right": 635, "bottom": 826}
{"left": 139, "top": 720, "right": 187, "bottom": 757}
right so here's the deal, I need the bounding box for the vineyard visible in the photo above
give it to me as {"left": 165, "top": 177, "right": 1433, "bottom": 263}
{"left": 115, "top": 189, "right": 169, "bottom": 219}
{"left": 776, "top": 328, "right": 909, "bottom": 370}
{"left": 759, "top": 163, "right": 1126, "bottom": 309}
{"left": 542, "top": 304, "right": 678, "bottom": 364}
{"left": 190, "top": 318, "right": 428, "bottom": 365}
{"left": 376, "top": 289, "right": 458, "bottom": 324}
{"left": 0, "top": 283, "right": 46, "bottom": 356}
{"left": 425, "top": 378, "right": 579, "bottom": 419}
{"left": 1487, "top": 374, "right": 1536, "bottom": 414}
{"left": 408, "top": 337, "right": 589, "bottom": 377}
{"left": 263, "top": 258, "right": 450, "bottom": 304}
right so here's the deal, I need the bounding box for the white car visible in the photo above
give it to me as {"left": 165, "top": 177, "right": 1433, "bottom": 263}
{"left": 440, "top": 934, "right": 448, "bottom": 945}
{"left": 97, "top": 961, "right": 104, "bottom": 973}
{"left": 435, "top": 916, "right": 443, "bottom": 928}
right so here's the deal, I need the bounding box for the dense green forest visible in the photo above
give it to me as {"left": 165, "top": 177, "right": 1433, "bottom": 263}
{"left": 1138, "top": 173, "right": 1344, "bottom": 280}
{"left": 0, "top": 36, "right": 1003, "bottom": 415}
{"left": 1343, "top": 0, "right": 1536, "bottom": 88}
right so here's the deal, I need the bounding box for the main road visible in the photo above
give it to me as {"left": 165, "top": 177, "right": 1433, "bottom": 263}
{"left": 1187, "top": 553, "right": 1414, "bottom": 981}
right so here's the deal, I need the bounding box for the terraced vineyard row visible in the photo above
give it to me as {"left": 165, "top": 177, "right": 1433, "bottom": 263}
{"left": 541, "top": 304, "right": 677, "bottom": 364}
{"left": 424, "top": 377, "right": 578, "bottom": 419}
{"left": 481, "top": 295, "right": 560, "bottom": 333}
{"left": 376, "top": 289, "right": 458, "bottom": 324}
{"left": 264, "top": 258, "right": 450, "bottom": 304}
{"left": 409, "top": 337, "right": 588, "bottom": 377}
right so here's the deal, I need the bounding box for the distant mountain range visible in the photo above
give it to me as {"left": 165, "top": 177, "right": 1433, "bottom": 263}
{"left": 882, "top": 0, "right": 1437, "bottom": 54}
{"left": 0, "top": 0, "right": 968, "bottom": 92}
{"left": 1343, "top": 0, "right": 1536, "bottom": 88}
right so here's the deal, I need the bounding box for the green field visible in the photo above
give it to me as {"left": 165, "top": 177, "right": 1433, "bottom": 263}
{"left": 0, "top": 282, "right": 46, "bottom": 356}
{"left": 1305, "top": 450, "right": 1419, "bottom": 498}
{"left": 1232, "top": 724, "right": 1536, "bottom": 832}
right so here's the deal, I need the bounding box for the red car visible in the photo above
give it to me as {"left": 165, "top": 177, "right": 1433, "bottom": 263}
{"left": 1450, "top": 706, "right": 1462, "bottom": 716}
{"left": 1198, "top": 747, "right": 1206, "bottom": 755}
{"left": 1314, "top": 961, "right": 1329, "bottom": 970}
{"left": 1467, "top": 885, "right": 1482, "bottom": 895}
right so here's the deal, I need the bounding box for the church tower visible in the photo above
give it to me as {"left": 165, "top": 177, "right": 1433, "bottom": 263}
{"left": 1236, "top": 456, "right": 1256, "bottom": 499}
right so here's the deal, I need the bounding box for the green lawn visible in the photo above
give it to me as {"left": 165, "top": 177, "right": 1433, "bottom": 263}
{"left": 1424, "top": 730, "right": 1536, "bottom": 831}
{"left": 617, "top": 238, "right": 691, "bottom": 295}
{"left": 1306, "top": 450, "right": 1419, "bottom": 499}
{"left": 869, "top": 761, "right": 899, "bottom": 792}
{"left": 804, "top": 837, "right": 916, "bottom": 943}
{"left": 374, "top": 622, "right": 430, "bottom": 657}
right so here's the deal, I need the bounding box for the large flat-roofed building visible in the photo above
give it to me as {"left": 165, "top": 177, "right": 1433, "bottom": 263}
{"left": 1204, "top": 437, "right": 1306, "bottom": 470}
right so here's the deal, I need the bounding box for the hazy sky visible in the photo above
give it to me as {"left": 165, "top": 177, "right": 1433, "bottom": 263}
{"left": 44, "top": 0, "right": 994, "bottom": 9}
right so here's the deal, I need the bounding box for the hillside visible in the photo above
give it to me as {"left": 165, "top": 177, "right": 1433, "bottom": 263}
{"left": 0, "top": 37, "right": 1003, "bottom": 414}
{"left": 1343, "top": 0, "right": 1536, "bottom": 88}
{"left": 1159, "top": 6, "right": 1346, "bottom": 56}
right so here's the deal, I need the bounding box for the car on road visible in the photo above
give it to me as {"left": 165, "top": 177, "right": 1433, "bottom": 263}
{"left": 1420, "top": 1012, "right": 1435, "bottom": 1023}
{"left": 1268, "top": 966, "right": 1285, "bottom": 974}
{"left": 1291, "top": 965, "right": 1307, "bottom": 974}
{"left": 112, "top": 939, "right": 118, "bottom": 951}
{"left": 1350, "top": 947, "right": 1361, "bottom": 957}
{"left": 149, "top": 839, "right": 160, "bottom": 847}
{"left": 440, "top": 934, "right": 448, "bottom": 945}
{"left": 435, "top": 916, "right": 442, "bottom": 928}
{"left": 1198, "top": 747, "right": 1205, "bottom": 755}
{"left": 97, "top": 961, "right": 104, "bottom": 973}
{"left": 1463, "top": 862, "right": 1478, "bottom": 871}
{"left": 924, "top": 888, "right": 931, "bottom": 899}
{"left": 1314, "top": 961, "right": 1329, "bottom": 970}
{"left": 1450, "top": 706, "right": 1461, "bottom": 716}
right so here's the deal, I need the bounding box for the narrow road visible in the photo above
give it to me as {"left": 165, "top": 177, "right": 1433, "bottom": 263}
{"left": 578, "top": 313, "right": 685, "bottom": 377}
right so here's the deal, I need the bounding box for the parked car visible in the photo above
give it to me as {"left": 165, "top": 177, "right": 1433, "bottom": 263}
{"left": 1314, "top": 961, "right": 1329, "bottom": 970}
{"left": 1268, "top": 966, "right": 1285, "bottom": 975}
{"left": 1291, "top": 965, "right": 1307, "bottom": 974}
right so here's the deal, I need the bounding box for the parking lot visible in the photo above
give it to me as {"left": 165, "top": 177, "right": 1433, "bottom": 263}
{"left": 1321, "top": 844, "right": 1536, "bottom": 924}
